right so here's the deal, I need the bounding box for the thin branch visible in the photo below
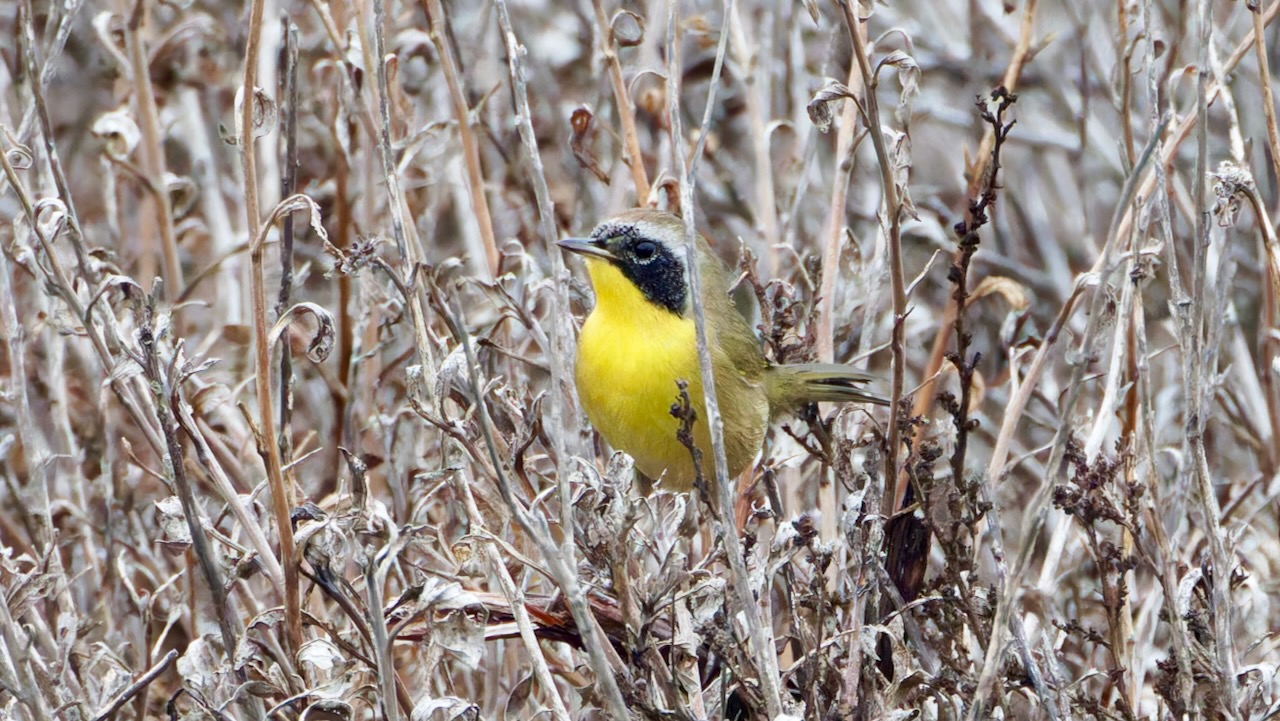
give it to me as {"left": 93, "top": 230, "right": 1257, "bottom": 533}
{"left": 126, "top": 2, "right": 184, "bottom": 294}
{"left": 492, "top": 0, "right": 583, "bottom": 561}
{"left": 89, "top": 650, "right": 178, "bottom": 721}
{"left": 276, "top": 17, "right": 299, "bottom": 477}
{"left": 667, "top": 5, "right": 784, "bottom": 718}
{"left": 420, "top": 0, "right": 500, "bottom": 276}
{"left": 432, "top": 294, "right": 631, "bottom": 721}
{"left": 592, "top": 0, "right": 650, "bottom": 200}
{"left": 1187, "top": 2, "right": 1240, "bottom": 714}
{"left": 240, "top": 0, "right": 302, "bottom": 654}
{"left": 836, "top": 0, "right": 908, "bottom": 521}
{"left": 906, "top": 0, "right": 1039, "bottom": 463}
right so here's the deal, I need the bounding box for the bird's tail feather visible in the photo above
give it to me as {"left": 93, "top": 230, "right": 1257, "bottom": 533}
{"left": 765, "top": 363, "right": 888, "bottom": 416}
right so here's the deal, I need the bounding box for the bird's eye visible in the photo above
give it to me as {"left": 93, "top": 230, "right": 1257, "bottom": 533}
{"left": 633, "top": 240, "right": 657, "bottom": 261}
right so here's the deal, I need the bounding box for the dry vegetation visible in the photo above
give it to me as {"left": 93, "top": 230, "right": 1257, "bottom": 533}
{"left": 1, "top": 0, "right": 1279, "bottom": 718}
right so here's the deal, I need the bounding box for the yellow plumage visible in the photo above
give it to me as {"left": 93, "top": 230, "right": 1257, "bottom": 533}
{"left": 575, "top": 258, "right": 767, "bottom": 488}
{"left": 563, "top": 209, "right": 883, "bottom": 491}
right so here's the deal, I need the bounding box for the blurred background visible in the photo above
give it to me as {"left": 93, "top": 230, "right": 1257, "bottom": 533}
{"left": 0, "top": 0, "right": 1277, "bottom": 719}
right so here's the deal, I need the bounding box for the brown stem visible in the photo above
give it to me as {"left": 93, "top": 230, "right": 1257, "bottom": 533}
{"left": 127, "top": 3, "right": 183, "bottom": 295}
{"left": 240, "top": 0, "right": 302, "bottom": 654}
{"left": 908, "top": 0, "right": 1039, "bottom": 457}
{"left": 836, "top": 0, "right": 907, "bottom": 520}
{"left": 592, "top": 0, "right": 650, "bottom": 201}
{"left": 420, "top": 0, "right": 500, "bottom": 276}
{"left": 816, "top": 33, "right": 863, "bottom": 367}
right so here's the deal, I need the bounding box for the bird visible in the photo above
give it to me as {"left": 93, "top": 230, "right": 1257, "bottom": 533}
{"left": 559, "top": 208, "right": 885, "bottom": 491}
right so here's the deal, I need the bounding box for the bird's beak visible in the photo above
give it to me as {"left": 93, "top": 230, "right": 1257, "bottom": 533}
{"left": 557, "top": 238, "right": 616, "bottom": 261}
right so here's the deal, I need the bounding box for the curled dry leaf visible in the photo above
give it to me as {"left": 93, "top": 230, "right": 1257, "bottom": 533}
{"left": 223, "top": 86, "right": 277, "bottom": 146}
{"left": 85, "top": 274, "right": 145, "bottom": 320}
{"left": 876, "top": 49, "right": 921, "bottom": 127}
{"left": 296, "top": 638, "right": 349, "bottom": 683}
{"left": 569, "top": 106, "right": 611, "bottom": 184}
{"left": 807, "top": 80, "right": 856, "bottom": 133}
{"left": 175, "top": 638, "right": 219, "bottom": 697}
{"left": 297, "top": 514, "right": 343, "bottom": 577}
{"left": 971, "top": 275, "right": 1030, "bottom": 310}
{"left": 303, "top": 699, "right": 355, "bottom": 720}
{"left": 268, "top": 302, "right": 336, "bottom": 363}
{"left": 32, "top": 198, "right": 69, "bottom": 243}
{"left": 434, "top": 346, "right": 472, "bottom": 403}
{"left": 610, "top": 9, "right": 645, "bottom": 47}
{"left": 968, "top": 367, "right": 986, "bottom": 413}
{"left": 166, "top": 173, "right": 199, "bottom": 218}
{"left": 1211, "top": 160, "right": 1254, "bottom": 228}
{"left": 91, "top": 108, "right": 141, "bottom": 159}
{"left": 91, "top": 12, "right": 130, "bottom": 73}
{"left": 431, "top": 608, "right": 486, "bottom": 671}
{"left": 3, "top": 143, "right": 33, "bottom": 170}
{"left": 257, "top": 193, "right": 330, "bottom": 253}
{"left": 799, "top": 0, "right": 819, "bottom": 24}
{"left": 410, "top": 697, "right": 480, "bottom": 721}
{"left": 107, "top": 357, "right": 145, "bottom": 385}
{"left": 155, "top": 496, "right": 193, "bottom": 549}
{"left": 1176, "top": 567, "right": 1204, "bottom": 619}
{"left": 886, "top": 127, "right": 919, "bottom": 220}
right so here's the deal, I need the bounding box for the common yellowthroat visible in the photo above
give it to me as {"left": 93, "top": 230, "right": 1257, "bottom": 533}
{"left": 560, "top": 209, "right": 885, "bottom": 491}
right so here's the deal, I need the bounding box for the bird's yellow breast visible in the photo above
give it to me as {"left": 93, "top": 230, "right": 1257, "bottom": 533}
{"left": 574, "top": 259, "right": 767, "bottom": 489}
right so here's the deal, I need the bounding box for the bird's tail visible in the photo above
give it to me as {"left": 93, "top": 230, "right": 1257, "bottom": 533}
{"left": 765, "top": 363, "right": 888, "bottom": 416}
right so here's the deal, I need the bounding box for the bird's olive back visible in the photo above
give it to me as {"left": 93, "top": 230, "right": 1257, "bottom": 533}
{"left": 590, "top": 221, "right": 687, "bottom": 315}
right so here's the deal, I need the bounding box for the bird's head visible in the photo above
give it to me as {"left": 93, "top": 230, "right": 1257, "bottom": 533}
{"left": 558, "top": 209, "right": 693, "bottom": 316}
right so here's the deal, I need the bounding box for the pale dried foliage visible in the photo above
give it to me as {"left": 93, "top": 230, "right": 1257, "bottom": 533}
{"left": 0, "top": 0, "right": 1278, "bottom": 720}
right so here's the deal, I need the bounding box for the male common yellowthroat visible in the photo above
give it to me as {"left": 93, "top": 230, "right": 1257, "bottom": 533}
{"left": 559, "top": 209, "right": 885, "bottom": 491}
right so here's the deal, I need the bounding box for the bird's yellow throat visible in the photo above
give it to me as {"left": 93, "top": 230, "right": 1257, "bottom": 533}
{"left": 574, "top": 258, "right": 708, "bottom": 484}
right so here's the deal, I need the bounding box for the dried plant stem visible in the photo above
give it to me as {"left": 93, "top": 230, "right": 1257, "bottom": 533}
{"left": 0, "top": 137, "right": 166, "bottom": 456}
{"left": 16, "top": 0, "right": 178, "bottom": 497}
{"left": 421, "top": 0, "right": 500, "bottom": 276}
{"left": 0, "top": 584, "right": 52, "bottom": 721}
{"left": 368, "top": 0, "right": 441, "bottom": 411}
{"left": 437, "top": 299, "right": 630, "bottom": 721}
{"left": 973, "top": 112, "right": 1166, "bottom": 719}
{"left": 0, "top": 188, "right": 49, "bottom": 539}
{"left": 276, "top": 19, "right": 299, "bottom": 475}
{"left": 1254, "top": 3, "right": 1280, "bottom": 195}
{"left": 592, "top": 0, "right": 650, "bottom": 201}
{"left": 174, "top": 399, "right": 285, "bottom": 589}
{"left": 452, "top": 475, "right": 570, "bottom": 720}
{"left": 89, "top": 649, "right": 178, "bottom": 721}
{"left": 1237, "top": 185, "right": 1280, "bottom": 468}
{"left": 728, "top": 2, "right": 779, "bottom": 269}
{"left": 666, "top": 5, "right": 784, "bottom": 718}
{"left": 19, "top": 0, "right": 95, "bottom": 284}
{"left": 137, "top": 306, "right": 241, "bottom": 670}
{"left": 1132, "top": 216, "right": 1196, "bottom": 711}
{"left": 1186, "top": 3, "right": 1239, "bottom": 714}
{"left": 1247, "top": 1, "right": 1280, "bottom": 461}
{"left": 1118, "top": 0, "right": 1135, "bottom": 167}
{"left": 0, "top": 183, "right": 82, "bottom": 718}
{"left": 363, "top": 559, "right": 402, "bottom": 721}
{"left": 126, "top": 4, "right": 183, "bottom": 294}
{"left": 816, "top": 36, "right": 862, "bottom": 367}
{"left": 240, "top": 0, "right": 302, "bottom": 653}
{"left": 492, "top": 0, "right": 582, "bottom": 540}
{"left": 837, "top": 0, "right": 908, "bottom": 516}
{"left": 689, "top": 0, "right": 734, "bottom": 181}
{"left": 306, "top": 0, "right": 380, "bottom": 140}
{"left": 908, "top": 0, "right": 1038, "bottom": 455}
{"left": 1111, "top": 0, "right": 1280, "bottom": 247}
{"left": 1140, "top": 4, "right": 1196, "bottom": 702}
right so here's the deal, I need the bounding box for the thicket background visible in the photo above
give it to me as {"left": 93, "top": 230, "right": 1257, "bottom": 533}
{"left": 1, "top": 0, "right": 1278, "bottom": 719}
